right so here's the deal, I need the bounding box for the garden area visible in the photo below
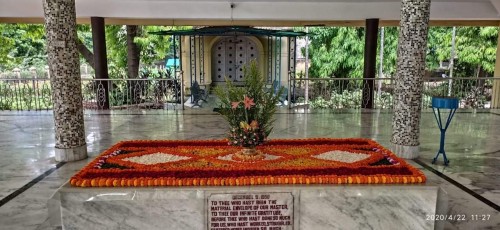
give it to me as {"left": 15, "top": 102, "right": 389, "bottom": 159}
{"left": 0, "top": 24, "right": 498, "bottom": 110}
{"left": 290, "top": 26, "right": 497, "bottom": 110}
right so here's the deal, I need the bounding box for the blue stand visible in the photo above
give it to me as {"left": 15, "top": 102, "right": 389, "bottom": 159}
{"left": 431, "top": 97, "right": 459, "bottom": 166}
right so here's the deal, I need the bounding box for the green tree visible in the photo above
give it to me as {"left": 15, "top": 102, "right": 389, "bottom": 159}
{"left": 0, "top": 24, "right": 15, "bottom": 68}
{"left": 304, "top": 27, "right": 399, "bottom": 79}
{"left": 306, "top": 27, "right": 365, "bottom": 78}
{"left": 0, "top": 24, "right": 46, "bottom": 70}
{"left": 104, "top": 25, "right": 188, "bottom": 78}
{"left": 1, "top": 23, "right": 189, "bottom": 78}
{"left": 456, "top": 27, "right": 498, "bottom": 76}
{"left": 426, "top": 27, "right": 453, "bottom": 70}
{"left": 305, "top": 26, "right": 498, "bottom": 79}
{"left": 76, "top": 25, "right": 95, "bottom": 70}
{"left": 135, "top": 26, "right": 181, "bottom": 66}
{"left": 425, "top": 27, "right": 498, "bottom": 77}
{"left": 378, "top": 27, "right": 399, "bottom": 77}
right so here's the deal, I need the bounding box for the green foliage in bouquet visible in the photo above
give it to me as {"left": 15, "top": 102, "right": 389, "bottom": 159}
{"left": 214, "top": 61, "right": 285, "bottom": 147}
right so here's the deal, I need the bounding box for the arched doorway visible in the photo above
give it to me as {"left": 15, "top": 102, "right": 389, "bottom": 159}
{"left": 212, "top": 36, "right": 259, "bottom": 84}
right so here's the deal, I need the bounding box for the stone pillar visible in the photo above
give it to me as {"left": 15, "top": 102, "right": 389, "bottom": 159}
{"left": 91, "top": 17, "right": 110, "bottom": 109}
{"left": 490, "top": 26, "right": 500, "bottom": 109}
{"left": 362, "top": 18, "right": 379, "bottom": 109}
{"left": 43, "top": 0, "right": 87, "bottom": 162}
{"left": 391, "top": 0, "right": 431, "bottom": 159}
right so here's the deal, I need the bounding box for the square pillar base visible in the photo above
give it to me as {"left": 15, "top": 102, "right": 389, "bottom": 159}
{"left": 55, "top": 144, "right": 88, "bottom": 162}
{"left": 391, "top": 143, "right": 419, "bottom": 159}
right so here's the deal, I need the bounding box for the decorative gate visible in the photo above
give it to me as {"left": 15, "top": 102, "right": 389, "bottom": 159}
{"left": 212, "top": 36, "right": 258, "bottom": 84}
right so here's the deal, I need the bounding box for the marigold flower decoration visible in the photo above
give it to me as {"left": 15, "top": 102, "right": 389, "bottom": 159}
{"left": 69, "top": 138, "right": 427, "bottom": 187}
{"left": 215, "top": 61, "right": 285, "bottom": 148}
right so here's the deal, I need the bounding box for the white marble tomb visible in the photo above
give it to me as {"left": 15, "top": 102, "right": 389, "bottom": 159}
{"left": 49, "top": 183, "right": 445, "bottom": 230}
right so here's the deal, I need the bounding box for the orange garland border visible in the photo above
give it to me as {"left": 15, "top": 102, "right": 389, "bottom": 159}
{"left": 70, "top": 138, "right": 426, "bottom": 187}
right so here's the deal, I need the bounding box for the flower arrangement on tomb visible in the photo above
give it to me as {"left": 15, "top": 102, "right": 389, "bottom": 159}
{"left": 214, "top": 61, "right": 284, "bottom": 161}
{"left": 69, "top": 138, "right": 427, "bottom": 187}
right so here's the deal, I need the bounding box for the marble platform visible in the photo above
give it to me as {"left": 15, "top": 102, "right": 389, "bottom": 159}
{"left": 49, "top": 183, "right": 444, "bottom": 230}
{"left": 1, "top": 111, "right": 499, "bottom": 229}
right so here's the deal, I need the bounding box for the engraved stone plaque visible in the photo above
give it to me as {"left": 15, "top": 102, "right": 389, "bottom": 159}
{"left": 208, "top": 192, "right": 294, "bottom": 230}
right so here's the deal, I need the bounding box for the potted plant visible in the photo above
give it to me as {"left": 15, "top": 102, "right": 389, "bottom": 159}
{"left": 214, "top": 61, "right": 284, "bottom": 161}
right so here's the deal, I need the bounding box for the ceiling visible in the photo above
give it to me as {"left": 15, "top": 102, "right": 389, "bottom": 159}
{"left": 0, "top": 0, "right": 499, "bottom": 26}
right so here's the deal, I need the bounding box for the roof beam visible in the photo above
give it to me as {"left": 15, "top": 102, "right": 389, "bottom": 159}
{"left": 1, "top": 17, "right": 499, "bottom": 27}
{"left": 1, "top": 0, "right": 500, "bottom": 21}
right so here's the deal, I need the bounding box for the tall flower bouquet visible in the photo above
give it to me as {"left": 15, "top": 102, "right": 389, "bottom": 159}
{"left": 215, "top": 61, "right": 284, "bottom": 159}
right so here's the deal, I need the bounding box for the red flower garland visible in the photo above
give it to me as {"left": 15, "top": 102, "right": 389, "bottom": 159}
{"left": 70, "top": 138, "right": 426, "bottom": 187}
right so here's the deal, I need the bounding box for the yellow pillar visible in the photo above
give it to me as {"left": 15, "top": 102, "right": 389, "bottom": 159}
{"left": 491, "top": 25, "right": 500, "bottom": 109}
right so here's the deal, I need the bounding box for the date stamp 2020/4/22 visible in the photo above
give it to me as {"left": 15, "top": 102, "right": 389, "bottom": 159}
{"left": 426, "top": 214, "right": 491, "bottom": 221}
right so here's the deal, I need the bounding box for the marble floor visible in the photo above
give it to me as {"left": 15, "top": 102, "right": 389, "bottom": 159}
{"left": 0, "top": 109, "right": 498, "bottom": 229}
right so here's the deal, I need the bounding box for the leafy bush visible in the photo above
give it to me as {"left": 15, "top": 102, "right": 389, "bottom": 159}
{"left": 310, "top": 90, "right": 362, "bottom": 109}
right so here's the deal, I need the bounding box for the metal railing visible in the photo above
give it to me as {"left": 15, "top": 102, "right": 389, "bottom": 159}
{"left": 0, "top": 78, "right": 182, "bottom": 111}
{"left": 1, "top": 76, "right": 497, "bottom": 111}
{"left": 0, "top": 79, "right": 53, "bottom": 111}
{"left": 289, "top": 77, "right": 499, "bottom": 110}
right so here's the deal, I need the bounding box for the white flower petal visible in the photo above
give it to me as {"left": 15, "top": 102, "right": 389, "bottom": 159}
{"left": 123, "top": 152, "right": 190, "bottom": 165}
{"left": 314, "top": 150, "right": 370, "bottom": 163}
